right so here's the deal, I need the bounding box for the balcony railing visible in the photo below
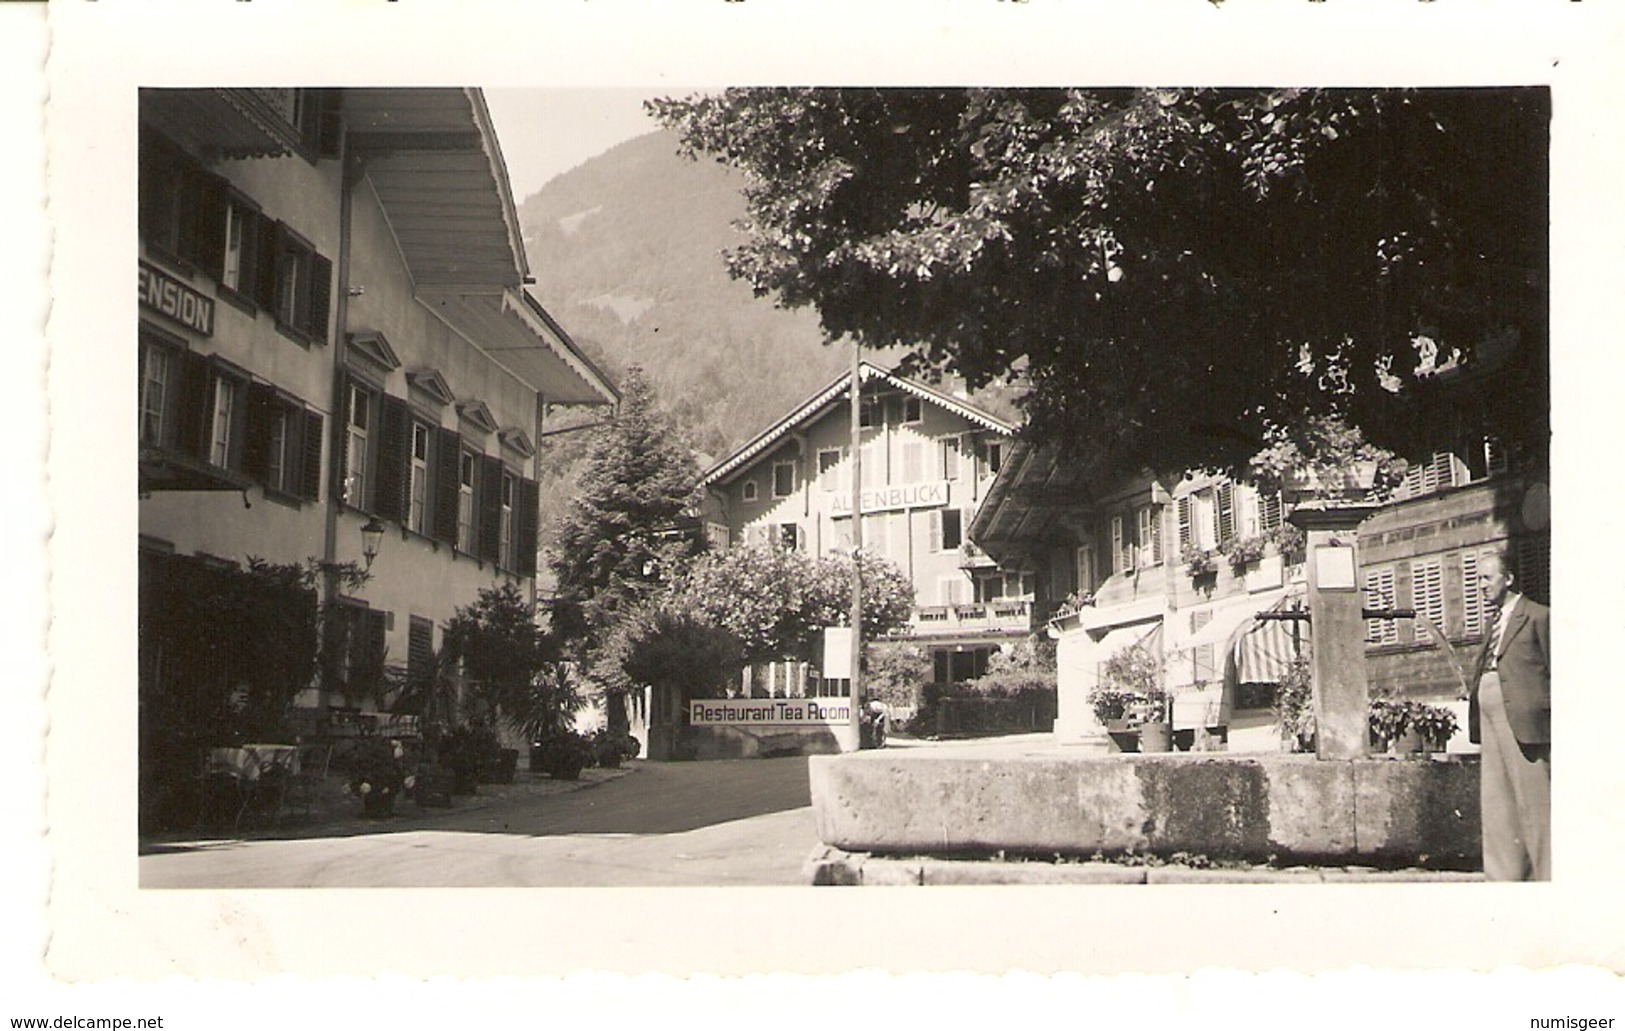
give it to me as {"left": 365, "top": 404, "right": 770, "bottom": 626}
{"left": 911, "top": 599, "right": 1034, "bottom": 634}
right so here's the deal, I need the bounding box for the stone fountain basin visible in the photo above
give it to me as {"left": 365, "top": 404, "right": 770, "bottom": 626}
{"left": 808, "top": 748, "right": 1480, "bottom": 868}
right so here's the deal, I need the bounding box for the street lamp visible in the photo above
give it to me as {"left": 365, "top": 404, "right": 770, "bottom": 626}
{"left": 360, "top": 517, "right": 386, "bottom": 570}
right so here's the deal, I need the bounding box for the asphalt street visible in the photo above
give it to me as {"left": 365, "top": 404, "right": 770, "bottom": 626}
{"left": 140, "top": 755, "right": 818, "bottom": 888}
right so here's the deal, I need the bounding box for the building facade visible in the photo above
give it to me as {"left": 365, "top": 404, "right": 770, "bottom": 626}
{"left": 700, "top": 362, "right": 1022, "bottom": 687}
{"left": 971, "top": 433, "right": 1550, "bottom": 750}
{"left": 137, "top": 89, "right": 617, "bottom": 822}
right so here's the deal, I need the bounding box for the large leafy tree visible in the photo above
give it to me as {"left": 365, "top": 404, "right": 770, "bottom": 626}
{"left": 675, "top": 544, "right": 916, "bottom": 663}
{"left": 651, "top": 88, "right": 1548, "bottom": 482}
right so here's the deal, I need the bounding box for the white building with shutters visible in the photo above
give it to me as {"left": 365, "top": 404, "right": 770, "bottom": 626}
{"left": 137, "top": 88, "right": 617, "bottom": 785}
{"left": 971, "top": 434, "right": 1549, "bottom": 750}
{"left": 699, "top": 361, "right": 1022, "bottom": 685}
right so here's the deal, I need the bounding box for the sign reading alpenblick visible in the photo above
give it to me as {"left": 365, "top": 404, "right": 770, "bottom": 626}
{"left": 830, "top": 480, "right": 947, "bottom": 516}
{"left": 689, "top": 698, "right": 853, "bottom": 726}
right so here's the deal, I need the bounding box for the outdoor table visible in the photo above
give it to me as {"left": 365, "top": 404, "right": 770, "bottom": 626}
{"left": 206, "top": 743, "right": 300, "bottom": 782}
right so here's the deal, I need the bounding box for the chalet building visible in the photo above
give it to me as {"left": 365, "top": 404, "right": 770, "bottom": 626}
{"left": 699, "top": 362, "right": 1021, "bottom": 688}
{"left": 970, "top": 432, "right": 1550, "bottom": 749}
{"left": 137, "top": 88, "right": 617, "bottom": 789}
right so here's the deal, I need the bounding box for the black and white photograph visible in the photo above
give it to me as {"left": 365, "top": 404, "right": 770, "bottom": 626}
{"left": 12, "top": 0, "right": 1625, "bottom": 1019}
{"left": 130, "top": 84, "right": 1550, "bottom": 890}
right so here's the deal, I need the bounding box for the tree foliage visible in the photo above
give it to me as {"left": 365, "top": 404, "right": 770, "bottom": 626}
{"left": 650, "top": 88, "right": 1548, "bottom": 481}
{"left": 675, "top": 544, "right": 916, "bottom": 662}
{"left": 595, "top": 600, "right": 742, "bottom": 706}
{"left": 443, "top": 583, "right": 578, "bottom": 744}
{"left": 549, "top": 365, "right": 703, "bottom": 648}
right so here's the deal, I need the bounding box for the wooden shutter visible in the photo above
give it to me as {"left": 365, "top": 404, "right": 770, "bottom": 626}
{"left": 195, "top": 175, "right": 227, "bottom": 283}
{"left": 431, "top": 428, "right": 461, "bottom": 546}
{"left": 307, "top": 252, "right": 333, "bottom": 344}
{"left": 243, "top": 381, "right": 277, "bottom": 483}
{"left": 375, "top": 394, "right": 410, "bottom": 523}
{"left": 332, "top": 377, "right": 351, "bottom": 504}
{"left": 315, "top": 90, "right": 344, "bottom": 158}
{"left": 516, "top": 477, "right": 540, "bottom": 576}
{"left": 1260, "top": 489, "right": 1282, "bottom": 532}
{"left": 1110, "top": 514, "right": 1125, "bottom": 574}
{"left": 1216, "top": 483, "right": 1236, "bottom": 543}
{"left": 254, "top": 215, "right": 280, "bottom": 311}
{"left": 477, "top": 455, "right": 503, "bottom": 564}
{"left": 360, "top": 607, "right": 388, "bottom": 687}
{"left": 1177, "top": 496, "right": 1193, "bottom": 551}
{"left": 927, "top": 509, "right": 943, "bottom": 553}
{"left": 407, "top": 616, "right": 434, "bottom": 686}
{"left": 300, "top": 409, "right": 324, "bottom": 501}
{"left": 1411, "top": 558, "right": 1444, "bottom": 643}
{"left": 173, "top": 349, "right": 212, "bottom": 462}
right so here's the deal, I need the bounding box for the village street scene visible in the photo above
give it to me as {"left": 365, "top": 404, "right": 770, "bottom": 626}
{"left": 134, "top": 86, "right": 1549, "bottom": 890}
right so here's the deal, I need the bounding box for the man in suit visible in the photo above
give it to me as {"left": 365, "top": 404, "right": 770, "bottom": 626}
{"left": 1470, "top": 549, "right": 1551, "bottom": 881}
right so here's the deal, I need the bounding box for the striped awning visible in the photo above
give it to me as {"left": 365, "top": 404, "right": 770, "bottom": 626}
{"left": 1233, "top": 594, "right": 1310, "bottom": 685}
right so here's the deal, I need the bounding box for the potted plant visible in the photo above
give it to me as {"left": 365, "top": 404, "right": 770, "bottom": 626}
{"left": 1273, "top": 657, "right": 1316, "bottom": 753}
{"left": 1098, "top": 642, "right": 1171, "bottom": 752}
{"left": 1181, "top": 544, "right": 1218, "bottom": 580}
{"left": 347, "top": 737, "right": 408, "bottom": 818}
{"left": 1088, "top": 686, "right": 1140, "bottom": 752}
{"left": 1405, "top": 701, "right": 1460, "bottom": 754}
{"left": 1222, "top": 535, "right": 1267, "bottom": 575}
{"left": 1136, "top": 689, "right": 1174, "bottom": 753}
{"left": 1367, "top": 696, "right": 1413, "bottom": 754}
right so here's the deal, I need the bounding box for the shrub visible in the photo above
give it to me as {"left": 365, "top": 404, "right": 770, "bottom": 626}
{"left": 347, "top": 737, "right": 407, "bottom": 815}
{"left": 535, "top": 729, "right": 596, "bottom": 780}
{"left": 592, "top": 728, "right": 641, "bottom": 768}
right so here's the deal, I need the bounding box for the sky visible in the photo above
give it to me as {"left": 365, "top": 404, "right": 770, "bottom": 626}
{"left": 484, "top": 87, "right": 694, "bottom": 202}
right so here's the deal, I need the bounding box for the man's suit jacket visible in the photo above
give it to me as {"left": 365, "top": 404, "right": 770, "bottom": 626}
{"left": 1469, "top": 595, "right": 1551, "bottom": 746}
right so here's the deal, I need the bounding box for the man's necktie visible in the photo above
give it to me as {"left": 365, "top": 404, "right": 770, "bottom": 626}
{"left": 1486, "top": 606, "right": 1503, "bottom": 671}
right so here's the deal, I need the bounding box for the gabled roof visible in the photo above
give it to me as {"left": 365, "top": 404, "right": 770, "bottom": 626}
{"left": 702, "top": 361, "right": 1016, "bottom": 486}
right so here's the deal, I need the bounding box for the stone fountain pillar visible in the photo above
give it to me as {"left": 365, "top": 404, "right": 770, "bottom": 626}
{"left": 1290, "top": 499, "right": 1383, "bottom": 760}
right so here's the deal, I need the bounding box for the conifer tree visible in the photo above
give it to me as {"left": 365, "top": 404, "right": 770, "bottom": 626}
{"left": 549, "top": 366, "right": 701, "bottom": 728}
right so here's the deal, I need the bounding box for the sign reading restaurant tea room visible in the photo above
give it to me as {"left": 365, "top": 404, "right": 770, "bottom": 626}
{"left": 689, "top": 698, "right": 853, "bottom": 726}
{"left": 830, "top": 480, "right": 948, "bottom": 516}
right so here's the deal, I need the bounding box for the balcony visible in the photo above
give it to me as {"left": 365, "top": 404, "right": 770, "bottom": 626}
{"left": 957, "top": 540, "right": 999, "bottom": 569}
{"left": 910, "top": 599, "right": 1034, "bottom": 636}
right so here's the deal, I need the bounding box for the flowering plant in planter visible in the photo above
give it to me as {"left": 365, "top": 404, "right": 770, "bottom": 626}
{"left": 1181, "top": 545, "right": 1218, "bottom": 578}
{"left": 1273, "top": 656, "right": 1315, "bottom": 752}
{"left": 1221, "top": 535, "right": 1268, "bottom": 574}
{"left": 1087, "top": 687, "right": 1139, "bottom": 725}
{"left": 1405, "top": 702, "right": 1459, "bottom": 751}
{"left": 347, "top": 737, "right": 409, "bottom": 816}
{"left": 1367, "top": 697, "right": 1411, "bottom": 748}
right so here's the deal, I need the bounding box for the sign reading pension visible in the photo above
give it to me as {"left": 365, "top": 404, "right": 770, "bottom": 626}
{"left": 831, "top": 480, "right": 947, "bottom": 516}
{"left": 139, "top": 261, "right": 215, "bottom": 337}
{"left": 690, "top": 698, "right": 853, "bottom": 726}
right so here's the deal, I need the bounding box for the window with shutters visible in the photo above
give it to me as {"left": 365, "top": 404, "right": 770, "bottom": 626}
{"left": 1074, "top": 543, "right": 1095, "bottom": 595}
{"left": 817, "top": 448, "right": 842, "bottom": 492}
{"left": 500, "top": 472, "right": 516, "bottom": 569}
{"left": 1396, "top": 451, "right": 1456, "bottom": 500}
{"left": 242, "top": 381, "right": 321, "bottom": 502}
{"left": 1411, "top": 558, "right": 1445, "bottom": 643}
{"left": 407, "top": 616, "right": 435, "bottom": 688}
{"left": 271, "top": 226, "right": 330, "bottom": 344}
{"left": 937, "top": 508, "right": 963, "bottom": 551}
{"left": 1110, "top": 514, "right": 1126, "bottom": 574}
{"left": 328, "top": 600, "right": 387, "bottom": 701}
{"left": 206, "top": 368, "right": 247, "bottom": 472}
{"left": 773, "top": 523, "right": 803, "bottom": 551}
{"left": 1461, "top": 549, "right": 1490, "bottom": 639}
{"left": 408, "top": 422, "right": 431, "bottom": 534}
{"left": 1517, "top": 533, "right": 1551, "bottom": 606}
{"left": 1216, "top": 483, "right": 1236, "bottom": 544}
{"left": 218, "top": 193, "right": 260, "bottom": 298}
{"left": 772, "top": 460, "right": 796, "bottom": 498}
{"left": 1135, "top": 504, "right": 1162, "bottom": 567}
{"left": 139, "top": 336, "right": 176, "bottom": 448}
{"left": 1364, "top": 567, "right": 1399, "bottom": 646}
{"left": 139, "top": 132, "right": 207, "bottom": 267}
{"left": 457, "top": 450, "right": 476, "bottom": 553}
{"left": 1259, "top": 488, "right": 1283, "bottom": 532}
{"left": 941, "top": 437, "right": 962, "bottom": 481}
{"left": 344, "top": 382, "right": 374, "bottom": 510}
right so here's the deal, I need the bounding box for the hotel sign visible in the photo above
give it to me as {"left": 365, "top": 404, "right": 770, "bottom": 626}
{"left": 831, "top": 479, "right": 948, "bottom": 516}
{"left": 139, "top": 261, "right": 215, "bottom": 336}
{"left": 690, "top": 698, "right": 853, "bottom": 726}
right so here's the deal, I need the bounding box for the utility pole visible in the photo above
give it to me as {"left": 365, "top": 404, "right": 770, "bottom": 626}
{"left": 847, "top": 341, "right": 864, "bottom": 751}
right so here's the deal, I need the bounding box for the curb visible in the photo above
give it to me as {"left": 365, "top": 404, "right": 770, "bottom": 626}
{"left": 804, "top": 846, "right": 1484, "bottom": 885}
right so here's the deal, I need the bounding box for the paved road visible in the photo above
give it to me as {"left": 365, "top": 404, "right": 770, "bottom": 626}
{"left": 141, "top": 756, "right": 818, "bottom": 888}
